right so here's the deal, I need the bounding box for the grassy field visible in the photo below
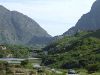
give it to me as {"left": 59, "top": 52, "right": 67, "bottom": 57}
{"left": 0, "top": 60, "right": 100, "bottom": 75}
{"left": 1, "top": 68, "right": 100, "bottom": 75}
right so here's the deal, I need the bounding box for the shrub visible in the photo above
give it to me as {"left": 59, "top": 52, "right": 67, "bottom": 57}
{"left": 86, "top": 63, "right": 100, "bottom": 74}
{"left": 21, "top": 60, "right": 29, "bottom": 67}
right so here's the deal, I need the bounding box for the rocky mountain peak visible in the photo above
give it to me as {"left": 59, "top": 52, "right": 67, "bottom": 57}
{"left": 63, "top": 0, "right": 100, "bottom": 36}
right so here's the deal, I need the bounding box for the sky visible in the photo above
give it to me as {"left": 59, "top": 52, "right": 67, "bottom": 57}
{"left": 0, "top": 0, "right": 96, "bottom": 36}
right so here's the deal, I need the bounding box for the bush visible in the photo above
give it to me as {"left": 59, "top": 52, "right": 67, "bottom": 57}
{"left": 62, "top": 60, "right": 80, "bottom": 69}
{"left": 0, "top": 61, "right": 8, "bottom": 70}
{"left": 86, "top": 63, "right": 100, "bottom": 74}
{"left": 21, "top": 60, "right": 29, "bottom": 67}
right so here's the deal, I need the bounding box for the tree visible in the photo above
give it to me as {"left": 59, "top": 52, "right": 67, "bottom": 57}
{"left": 21, "top": 60, "right": 29, "bottom": 67}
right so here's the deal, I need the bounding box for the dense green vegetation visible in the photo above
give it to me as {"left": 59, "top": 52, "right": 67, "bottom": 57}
{"left": 42, "top": 30, "right": 100, "bottom": 73}
{"left": 0, "top": 45, "right": 30, "bottom": 58}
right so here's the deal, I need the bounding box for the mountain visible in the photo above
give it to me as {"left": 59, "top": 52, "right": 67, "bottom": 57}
{"left": 63, "top": 0, "right": 100, "bottom": 36}
{"left": 0, "top": 5, "right": 51, "bottom": 46}
{"left": 42, "top": 0, "right": 100, "bottom": 72}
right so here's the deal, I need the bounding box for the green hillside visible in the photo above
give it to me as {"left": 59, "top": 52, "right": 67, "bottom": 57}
{"left": 0, "top": 44, "right": 30, "bottom": 58}
{"left": 42, "top": 30, "right": 100, "bottom": 73}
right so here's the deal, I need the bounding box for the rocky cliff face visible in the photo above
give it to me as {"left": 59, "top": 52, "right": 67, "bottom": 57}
{"left": 0, "top": 5, "right": 51, "bottom": 45}
{"left": 63, "top": 0, "right": 100, "bottom": 36}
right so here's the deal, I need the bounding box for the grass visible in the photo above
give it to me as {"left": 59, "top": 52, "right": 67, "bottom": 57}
{"left": 1, "top": 68, "right": 100, "bottom": 75}
{"left": 79, "top": 72, "right": 100, "bottom": 75}
{"left": 76, "top": 69, "right": 100, "bottom": 75}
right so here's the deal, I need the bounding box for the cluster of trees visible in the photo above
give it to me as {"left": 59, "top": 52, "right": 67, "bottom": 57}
{"left": 42, "top": 30, "right": 100, "bottom": 73}
{"left": 0, "top": 45, "right": 31, "bottom": 58}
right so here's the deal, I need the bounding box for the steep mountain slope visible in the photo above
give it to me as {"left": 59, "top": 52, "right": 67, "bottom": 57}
{"left": 63, "top": 0, "right": 100, "bottom": 36}
{"left": 0, "top": 5, "right": 51, "bottom": 45}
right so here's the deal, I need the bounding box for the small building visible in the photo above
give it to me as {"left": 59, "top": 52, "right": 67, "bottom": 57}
{"left": 68, "top": 69, "right": 79, "bottom": 75}
{"left": 68, "top": 69, "right": 76, "bottom": 74}
{"left": 33, "top": 64, "right": 41, "bottom": 69}
{"left": 0, "top": 45, "right": 7, "bottom": 50}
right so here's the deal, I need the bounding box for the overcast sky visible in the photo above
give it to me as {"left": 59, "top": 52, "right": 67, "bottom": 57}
{"left": 0, "top": 0, "right": 96, "bottom": 36}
